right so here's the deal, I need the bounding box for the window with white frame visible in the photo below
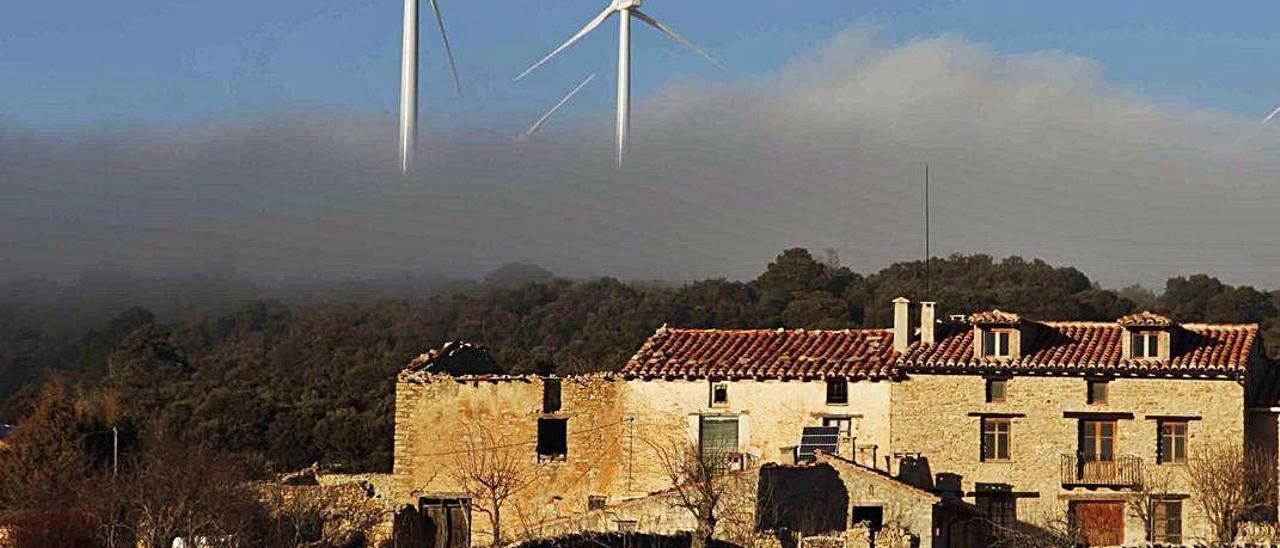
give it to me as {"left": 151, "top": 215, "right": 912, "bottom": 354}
{"left": 1133, "top": 331, "right": 1160, "bottom": 359}
{"left": 983, "top": 330, "right": 1012, "bottom": 358}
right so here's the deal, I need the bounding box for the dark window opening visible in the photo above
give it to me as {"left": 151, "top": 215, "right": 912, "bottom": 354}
{"left": 1152, "top": 500, "right": 1182, "bottom": 544}
{"left": 710, "top": 382, "right": 729, "bottom": 407}
{"left": 298, "top": 513, "right": 324, "bottom": 542}
{"left": 537, "top": 418, "right": 568, "bottom": 461}
{"left": 588, "top": 495, "right": 607, "bottom": 511}
{"left": 1157, "top": 421, "right": 1188, "bottom": 464}
{"left": 850, "top": 506, "right": 884, "bottom": 532}
{"left": 986, "top": 378, "right": 1008, "bottom": 403}
{"left": 981, "top": 418, "right": 1010, "bottom": 461}
{"left": 975, "top": 484, "right": 1017, "bottom": 528}
{"left": 1087, "top": 380, "right": 1109, "bottom": 405}
{"left": 826, "top": 378, "right": 849, "bottom": 405}
{"left": 543, "top": 378, "right": 562, "bottom": 413}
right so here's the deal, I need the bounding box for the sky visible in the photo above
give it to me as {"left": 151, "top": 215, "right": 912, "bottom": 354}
{"left": 3, "top": 1, "right": 1280, "bottom": 289}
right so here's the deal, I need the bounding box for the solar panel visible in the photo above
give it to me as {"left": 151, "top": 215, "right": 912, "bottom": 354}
{"left": 797, "top": 426, "right": 840, "bottom": 462}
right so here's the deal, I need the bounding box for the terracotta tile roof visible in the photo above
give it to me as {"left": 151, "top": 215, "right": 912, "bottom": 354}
{"left": 902, "top": 322, "right": 1259, "bottom": 378}
{"left": 620, "top": 326, "right": 899, "bottom": 380}
{"left": 1117, "top": 311, "right": 1174, "bottom": 328}
{"left": 968, "top": 309, "right": 1021, "bottom": 325}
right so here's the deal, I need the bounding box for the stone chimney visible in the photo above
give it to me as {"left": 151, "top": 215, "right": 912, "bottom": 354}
{"left": 920, "top": 301, "right": 937, "bottom": 345}
{"left": 893, "top": 297, "right": 911, "bottom": 353}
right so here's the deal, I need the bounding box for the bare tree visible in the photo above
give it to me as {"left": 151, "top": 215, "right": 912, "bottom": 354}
{"left": 126, "top": 438, "right": 261, "bottom": 548}
{"left": 1186, "top": 443, "right": 1277, "bottom": 544}
{"left": 1125, "top": 466, "right": 1175, "bottom": 542}
{"left": 985, "top": 504, "right": 1080, "bottom": 548}
{"left": 260, "top": 479, "right": 386, "bottom": 548}
{"left": 451, "top": 423, "right": 535, "bottom": 547}
{"left": 647, "top": 439, "right": 737, "bottom": 548}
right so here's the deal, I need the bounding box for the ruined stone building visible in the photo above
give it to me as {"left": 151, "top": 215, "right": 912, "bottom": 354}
{"left": 392, "top": 298, "right": 1277, "bottom": 547}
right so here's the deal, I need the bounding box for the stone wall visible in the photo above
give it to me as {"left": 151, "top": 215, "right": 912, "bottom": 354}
{"left": 394, "top": 373, "right": 633, "bottom": 545}
{"left": 625, "top": 379, "right": 893, "bottom": 469}
{"left": 891, "top": 373, "right": 1245, "bottom": 545}
{"left": 393, "top": 374, "right": 896, "bottom": 545}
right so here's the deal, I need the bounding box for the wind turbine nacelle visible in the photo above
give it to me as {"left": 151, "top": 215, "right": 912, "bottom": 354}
{"left": 611, "top": 0, "right": 643, "bottom": 10}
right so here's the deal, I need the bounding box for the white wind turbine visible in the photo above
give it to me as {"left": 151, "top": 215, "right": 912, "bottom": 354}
{"left": 1264, "top": 105, "right": 1280, "bottom": 125}
{"left": 515, "top": 0, "right": 723, "bottom": 166}
{"left": 520, "top": 73, "right": 597, "bottom": 141}
{"left": 399, "top": 0, "right": 462, "bottom": 174}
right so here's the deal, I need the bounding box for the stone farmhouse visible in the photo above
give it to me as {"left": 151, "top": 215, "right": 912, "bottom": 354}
{"left": 392, "top": 298, "right": 1277, "bottom": 547}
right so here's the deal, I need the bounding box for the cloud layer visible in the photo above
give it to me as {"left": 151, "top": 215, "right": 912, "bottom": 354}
{"left": 4, "top": 28, "right": 1279, "bottom": 288}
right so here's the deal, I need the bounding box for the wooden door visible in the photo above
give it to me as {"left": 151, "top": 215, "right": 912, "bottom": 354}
{"left": 1072, "top": 501, "right": 1123, "bottom": 546}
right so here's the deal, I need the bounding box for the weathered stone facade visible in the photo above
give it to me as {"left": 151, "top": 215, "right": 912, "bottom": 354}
{"left": 892, "top": 373, "right": 1244, "bottom": 544}
{"left": 393, "top": 303, "right": 1274, "bottom": 547}
{"left": 393, "top": 371, "right": 895, "bottom": 545}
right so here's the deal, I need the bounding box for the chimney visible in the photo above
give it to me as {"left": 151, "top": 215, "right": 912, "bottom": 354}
{"left": 920, "top": 301, "right": 937, "bottom": 345}
{"left": 892, "top": 297, "right": 910, "bottom": 353}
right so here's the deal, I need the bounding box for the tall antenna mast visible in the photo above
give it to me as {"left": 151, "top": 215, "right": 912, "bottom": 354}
{"left": 924, "top": 162, "right": 931, "bottom": 300}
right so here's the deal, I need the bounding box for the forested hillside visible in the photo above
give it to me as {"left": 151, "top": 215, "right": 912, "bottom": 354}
{"left": 2, "top": 249, "right": 1276, "bottom": 473}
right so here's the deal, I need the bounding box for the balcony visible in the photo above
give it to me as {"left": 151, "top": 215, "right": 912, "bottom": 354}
{"left": 1060, "top": 453, "right": 1142, "bottom": 488}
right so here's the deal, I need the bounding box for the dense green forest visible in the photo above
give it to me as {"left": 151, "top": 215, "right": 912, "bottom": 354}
{"left": 2, "top": 249, "right": 1277, "bottom": 473}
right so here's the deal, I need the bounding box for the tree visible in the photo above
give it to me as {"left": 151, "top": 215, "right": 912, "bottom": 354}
{"left": 451, "top": 424, "right": 535, "bottom": 547}
{"left": 1125, "top": 467, "right": 1176, "bottom": 542}
{"left": 647, "top": 439, "right": 737, "bottom": 548}
{"left": 1185, "top": 444, "right": 1277, "bottom": 544}
{"left": 125, "top": 437, "right": 262, "bottom": 548}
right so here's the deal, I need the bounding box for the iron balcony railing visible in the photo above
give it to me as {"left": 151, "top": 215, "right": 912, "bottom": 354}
{"left": 1060, "top": 453, "right": 1142, "bottom": 488}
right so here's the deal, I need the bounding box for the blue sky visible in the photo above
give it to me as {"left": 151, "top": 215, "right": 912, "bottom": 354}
{"left": 4, "top": 0, "right": 1279, "bottom": 128}
{"left": 5, "top": 1, "right": 1280, "bottom": 288}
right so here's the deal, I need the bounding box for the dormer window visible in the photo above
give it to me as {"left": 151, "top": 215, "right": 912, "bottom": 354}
{"left": 983, "top": 330, "right": 1012, "bottom": 358}
{"left": 1117, "top": 311, "right": 1175, "bottom": 361}
{"left": 970, "top": 310, "right": 1021, "bottom": 360}
{"left": 1132, "top": 332, "right": 1159, "bottom": 359}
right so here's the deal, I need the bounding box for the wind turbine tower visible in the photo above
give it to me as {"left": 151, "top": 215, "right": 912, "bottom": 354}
{"left": 399, "top": 0, "right": 462, "bottom": 174}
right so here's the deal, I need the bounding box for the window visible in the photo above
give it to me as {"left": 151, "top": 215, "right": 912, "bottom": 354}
{"left": 1087, "top": 380, "right": 1109, "bottom": 405}
{"left": 986, "top": 378, "right": 1008, "bottom": 403}
{"left": 983, "top": 330, "right": 1012, "bottom": 358}
{"left": 709, "top": 382, "right": 729, "bottom": 407}
{"left": 851, "top": 506, "right": 884, "bottom": 532}
{"left": 981, "top": 418, "right": 1010, "bottom": 461}
{"left": 1080, "top": 420, "right": 1116, "bottom": 462}
{"left": 822, "top": 416, "right": 853, "bottom": 438}
{"left": 699, "top": 415, "right": 739, "bottom": 460}
{"left": 537, "top": 418, "right": 567, "bottom": 461}
{"left": 588, "top": 495, "right": 608, "bottom": 511}
{"left": 826, "top": 378, "right": 849, "bottom": 405}
{"left": 1133, "top": 331, "right": 1160, "bottom": 359}
{"left": 975, "top": 484, "right": 1017, "bottom": 528}
{"left": 543, "top": 377, "right": 562, "bottom": 413}
{"left": 616, "top": 520, "right": 637, "bottom": 533}
{"left": 1152, "top": 500, "right": 1182, "bottom": 544}
{"left": 1158, "top": 421, "right": 1188, "bottom": 464}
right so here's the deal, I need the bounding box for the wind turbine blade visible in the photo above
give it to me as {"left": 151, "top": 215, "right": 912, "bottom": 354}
{"left": 1264, "top": 105, "right": 1280, "bottom": 124}
{"left": 631, "top": 9, "right": 724, "bottom": 71}
{"left": 515, "top": 6, "right": 615, "bottom": 81}
{"left": 428, "top": 0, "right": 462, "bottom": 94}
{"left": 520, "top": 74, "right": 596, "bottom": 140}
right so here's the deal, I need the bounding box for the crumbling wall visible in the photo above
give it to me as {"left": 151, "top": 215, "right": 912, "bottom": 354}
{"left": 394, "top": 373, "right": 636, "bottom": 545}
